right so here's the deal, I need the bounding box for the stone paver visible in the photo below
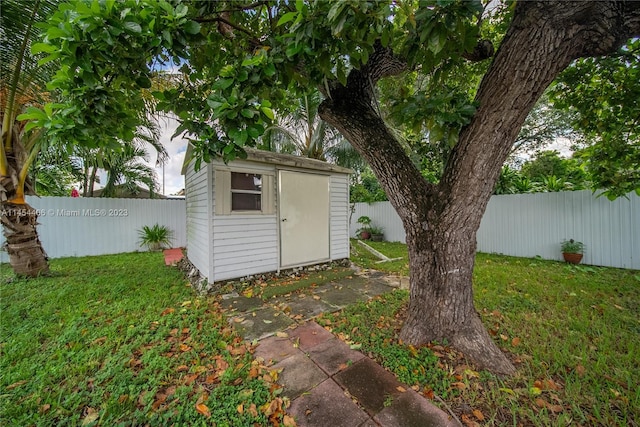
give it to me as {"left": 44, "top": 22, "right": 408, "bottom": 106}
{"left": 271, "top": 352, "right": 328, "bottom": 400}
{"left": 229, "top": 271, "right": 461, "bottom": 427}
{"left": 307, "top": 337, "right": 365, "bottom": 376}
{"left": 288, "top": 379, "right": 369, "bottom": 427}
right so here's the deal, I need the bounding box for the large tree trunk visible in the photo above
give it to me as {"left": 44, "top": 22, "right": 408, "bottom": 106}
{"left": 321, "top": 1, "right": 640, "bottom": 375}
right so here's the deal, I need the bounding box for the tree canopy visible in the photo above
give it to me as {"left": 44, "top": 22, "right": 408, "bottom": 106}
{"left": 27, "top": 0, "right": 640, "bottom": 373}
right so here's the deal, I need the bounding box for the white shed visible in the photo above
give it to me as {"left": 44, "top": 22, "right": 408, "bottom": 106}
{"left": 182, "top": 148, "right": 351, "bottom": 283}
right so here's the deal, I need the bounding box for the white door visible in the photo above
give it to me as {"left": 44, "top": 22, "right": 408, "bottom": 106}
{"left": 279, "top": 170, "right": 330, "bottom": 268}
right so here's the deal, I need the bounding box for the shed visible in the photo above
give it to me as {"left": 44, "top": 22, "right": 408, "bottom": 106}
{"left": 182, "top": 148, "right": 351, "bottom": 283}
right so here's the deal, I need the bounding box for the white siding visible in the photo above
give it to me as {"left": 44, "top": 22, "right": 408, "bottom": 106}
{"left": 185, "top": 163, "right": 212, "bottom": 281}
{"left": 351, "top": 190, "right": 640, "bottom": 270}
{"left": 0, "top": 196, "right": 186, "bottom": 262}
{"left": 330, "top": 174, "right": 350, "bottom": 259}
{"left": 212, "top": 215, "right": 279, "bottom": 281}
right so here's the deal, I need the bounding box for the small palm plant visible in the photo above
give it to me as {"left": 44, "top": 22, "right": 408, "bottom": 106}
{"left": 138, "top": 224, "right": 173, "bottom": 251}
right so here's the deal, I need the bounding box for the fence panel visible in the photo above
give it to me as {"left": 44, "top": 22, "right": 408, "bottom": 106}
{"left": 1, "top": 196, "right": 186, "bottom": 263}
{"left": 351, "top": 190, "right": 639, "bottom": 270}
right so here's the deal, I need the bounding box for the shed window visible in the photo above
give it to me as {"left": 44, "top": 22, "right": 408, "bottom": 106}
{"left": 231, "top": 172, "right": 262, "bottom": 211}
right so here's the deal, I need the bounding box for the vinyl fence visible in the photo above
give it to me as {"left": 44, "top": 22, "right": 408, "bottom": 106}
{"left": 0, "top": 196, "right": 186, "bottom": 263}
{"left": 350, "top": 190, "right": 640, "bottom": 270}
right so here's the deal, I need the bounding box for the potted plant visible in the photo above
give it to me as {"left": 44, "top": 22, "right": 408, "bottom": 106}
{"left": 138, "top": 224, "right": 173, "bottom": 251}
{"left": 561, "top": 239, "right": 585, "bottom": 264}
{"left": 370, "top": 225, "right": 384, "bottom": 242}
{"left": 356, "top": 215, "right": 372, "bottom": 240}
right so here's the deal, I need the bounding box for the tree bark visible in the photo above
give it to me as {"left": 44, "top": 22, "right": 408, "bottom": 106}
{"left": 320, "top": 0, "right": 640, "bottom": 375}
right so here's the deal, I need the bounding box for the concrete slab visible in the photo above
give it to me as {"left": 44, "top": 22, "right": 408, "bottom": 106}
{"left": 288, "top": 379, "right": 370, "bottom": 427}
{"left": 254, "top": 336, "right": 298, "bottom": 364}
{"left": 288, "top": 322, "right": 334, "bottom": 351}
{"left": 274, "top": 295, "right": 336, "bottom": 319}
{"left": 230, "top": 307, "right": 294, "bottom": 341}
{"left": 307, "top": 338, "right": 365, "bottom": 376}
{"left": 334, "top": 357, "right": 404, "bottom": 416}
{"left": 352, "top": 279, "right": 395, "bottom": 297}
{"left": 374, "top": 389, "right": 462, "bottom": 427}
{"left": 314, "top": 285, "right": 368, "bottom": 309}
{"left": 272, "top": 352, "right": 328, "bottom": 400}
{"left": 220, "top": 295, "right": 265, "bottom": 313}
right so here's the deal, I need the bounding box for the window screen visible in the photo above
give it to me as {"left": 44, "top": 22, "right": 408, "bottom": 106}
{"left": 231, "top": 172, "right": 262, "bottom": 211}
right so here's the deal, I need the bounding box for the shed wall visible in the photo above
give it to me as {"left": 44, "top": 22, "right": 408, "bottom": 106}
{"left": 185, "top": 163, "right": 212, "bottom": 281}
{"left": 211, "top": 161, "right": 279, "bottom": 282}
{"left": 330, "top": 174, "right": 350, "bottom": 260}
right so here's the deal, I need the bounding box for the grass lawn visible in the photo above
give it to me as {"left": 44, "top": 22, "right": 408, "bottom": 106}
{"left": 0, "top": 252, "right": 290, "bottom": 426}
{"left": 320, "top": 240, "right": 639, "bottom": 426}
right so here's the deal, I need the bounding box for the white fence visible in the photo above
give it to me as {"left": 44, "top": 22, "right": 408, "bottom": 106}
{"left": 350, "top": 190, "right": 640, "bottom": 270}
{"left": 1, "top": 196, "right": 186, "bottom": 263}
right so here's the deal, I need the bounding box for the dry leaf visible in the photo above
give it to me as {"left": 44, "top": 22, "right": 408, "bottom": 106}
{"left": 276, "top": 331, "right": 288, "bottom": 338}
{"left": 39, "top": 404, "right": 51, "bottom": 414}
{"left": 233, "top": 317, "right": 245, "bottom": 323}
{"left": 396, "top": 386, "right": 406, "bottom": 392}
{"left": 472, "top": 409, "right": 485, "bottom": 421}
{"left": 6, "top": 380, "right": 27, "bottom": 390}
{"left": 248, "top": 403, "right": 259, "bottom": 417}
{"left": 575, "top": 364, "right": 586, "bottom": 377}
{"left": 81, "top": 408, "right": 99, "bottom": 426}
{"left": 237, "top": 403, "right": 244, "bottom": 414}
{"left": 451, "top": 382, "right": 467, "bottom": 390}
{"left": 179, "top": 344, "right": 192, "bottom": 352}
{"left": 283, "top": 414, "right": 297, "bottom": 426}
{"left": 160, "top": 307, "right": 175, "bottom": 316}
{"left": 511, "top": 337, "right": 521, "bottom": 346}
{"left": 196, "top": 403, "right": 211, "bottom": 417}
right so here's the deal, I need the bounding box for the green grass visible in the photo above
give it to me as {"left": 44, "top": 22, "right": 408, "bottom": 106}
{"left": 1, "top": 253, "right": 287, "bottom": 426}
{"left": 328, "top": 241, "right": 639, "bottom": 426}
{"left": 350, "top": 239, "right": 409, "bottom": 275}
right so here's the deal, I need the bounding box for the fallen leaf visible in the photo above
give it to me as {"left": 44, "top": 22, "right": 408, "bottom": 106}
{"left": 196, "top": 403, "right": 211, "bottom": 417}
{"left": 423, "top": 387, "right": 435, "bottom": 399}
{"left": 451, "top": 382, "right": 466, "bottom": 390}
{"left": 160, "top": 308, "right": 175, "bottom": 316}
{"left": 6, "top": 380, "right": 27, "bottom": 390}
{"left": 511, "top": 337, "right": 521, "bottom": 346}
{"left": 500, "top": 334, "right": 508, "bottom": 341}
{"left": 263, "top": 319, "right": 273, "bottom": 324}
{"left": 179, "top": 344, "right": 192, "bottom": 352}
{"left": 176, "top": 365, "right": 189, "bottom": 372}
{"left": 312, "top": 295, "right": 321, "bottom": 300}
{"left": 472, "top": 409, "right": 485, "bottom": 421}
{"left": 237, "top": 403, "right": 244, "bottom": 414}
{"left": 396, "top": 386, "right": 406, "bottom": 392}
{"left": 461, "top": 414, "right": 481, "bottom": 427}
{"left": 81, "top": 408, "right": 99, "bottom": 426}
{"left": 283, "top": 414, "right": 297, "bottom": 426}
{"left": 233, "top": 317, "right": 245, "bottom": 323}
{"left": 92, "top": 336, "right": 107, "bottom": 345}
{"left": 39, "top": 404, "right": 51, "bottom": 414}
{"left": 575, "top": 364, "right": 586, "bottom": 377}
{"left": 276, "top": 331, "right": 288, "bottom": 338}
{"left": 181, "top": 300, "right": 192, "bottom": 307}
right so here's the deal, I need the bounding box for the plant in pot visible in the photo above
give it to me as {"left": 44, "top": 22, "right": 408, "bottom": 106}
{"left": 356, "top": 215, "right": 372, "bottom": 240}
{"left": 370, "top": 225, "right": 385, "bottom": 242}
{"left": 561, "top": 239, "right": 585, "bottom": 264}
{"left": 138, "top": 224, "right": 173, "bottom": 251}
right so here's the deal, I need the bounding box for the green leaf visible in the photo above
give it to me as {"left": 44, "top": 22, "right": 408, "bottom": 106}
{"left": 214, "top": 78, "right": 234, "bottom": 90}
{"left": 260, "top": 106, "right": 275, "bottom": 120}
{"left": 123, "top": 22, "right": 142, "bottom": 33}
{"left": 241, "top": 109, "right": 255, "bottom": 118}
{"left": 183, "top": 20, "right": 201, "bottom": 35}
{"left": 277, "top": 12, "right": 297, "bottom": 27}
{"left": 31, "top": 43, "right": 57, "bottom": 54}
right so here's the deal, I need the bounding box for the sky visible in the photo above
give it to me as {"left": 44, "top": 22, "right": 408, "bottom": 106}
{"left": 148, "top": 116, "right": 188, "bottom": 196}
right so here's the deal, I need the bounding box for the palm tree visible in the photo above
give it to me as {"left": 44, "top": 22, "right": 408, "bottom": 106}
{"left": 261, "top": 91, "right": 362, "bottom": 165}
{"left": 1, "top": 0, "right": 59, "bottom": 276}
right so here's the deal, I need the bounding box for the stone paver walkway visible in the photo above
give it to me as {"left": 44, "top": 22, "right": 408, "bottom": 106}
{"left": 220, "top": 272, "right": 462, "bottom": 427}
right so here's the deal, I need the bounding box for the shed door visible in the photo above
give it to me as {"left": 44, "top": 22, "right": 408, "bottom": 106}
{"left": 279, "top": 170, "right": 330, "bottom": 268}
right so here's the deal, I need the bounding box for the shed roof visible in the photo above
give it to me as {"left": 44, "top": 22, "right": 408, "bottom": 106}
{"left": 182, "top": 146, "right": 352, "bottom": 175}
